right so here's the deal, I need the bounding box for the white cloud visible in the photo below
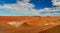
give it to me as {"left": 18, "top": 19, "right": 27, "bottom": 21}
{"left": 38, "top": 0, "right": 60, "bottom": 12}
{"left": 0, "top": 0, "right": 60, "bottom": 16}
{"left": 52, "top": 0, "right": 60, "bottom": 6}
{"left": 0, "top": 0, "right": 40, "bottom": 16}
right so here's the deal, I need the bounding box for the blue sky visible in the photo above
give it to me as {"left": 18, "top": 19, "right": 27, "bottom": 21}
{"left": 30, "top": 0, "right": 53, "bottom": 9}
{"left": 0, "top": 0, "right": 60, "bottom": 16}
{"left": 0, "top": 0, "right": 53, "bottom": 9}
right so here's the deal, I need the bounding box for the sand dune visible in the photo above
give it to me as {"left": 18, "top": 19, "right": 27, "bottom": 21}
{"left": 0, "top": 16, "right": 60, "bottom": 33}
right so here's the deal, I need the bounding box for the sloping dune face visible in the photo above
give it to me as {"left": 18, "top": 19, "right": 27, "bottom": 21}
{"left": 0, "top": 16, "right": 60, "bottom": 33}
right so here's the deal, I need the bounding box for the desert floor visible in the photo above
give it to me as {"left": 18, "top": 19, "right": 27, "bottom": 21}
{"left": 0, "top": 16, "right": 60, "bottom": 33}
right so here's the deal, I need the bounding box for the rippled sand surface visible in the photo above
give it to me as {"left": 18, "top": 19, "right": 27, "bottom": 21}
{"left": 0, "top": 16, "right": 60, "bottom": 33}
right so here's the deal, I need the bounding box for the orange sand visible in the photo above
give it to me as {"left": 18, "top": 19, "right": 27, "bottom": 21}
{"left": 0, "top": 16, "right": 60, "bottom": 33}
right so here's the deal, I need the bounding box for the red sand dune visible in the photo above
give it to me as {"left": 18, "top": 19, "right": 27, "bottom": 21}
{"left": 0, "top": 16, "right": 60, "bottom": 22}
{"left": 0, "top": 16, "right": 60, "bottom": 33}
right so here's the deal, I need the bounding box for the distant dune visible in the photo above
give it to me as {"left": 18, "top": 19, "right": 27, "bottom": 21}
{"left": 0, "top": 16, "right": 60, "bottom": 22}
